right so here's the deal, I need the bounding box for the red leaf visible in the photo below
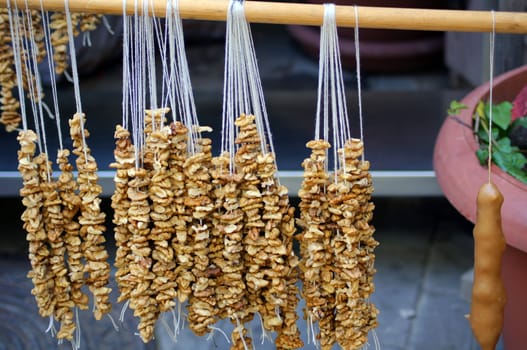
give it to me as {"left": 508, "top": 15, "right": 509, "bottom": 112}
{"left": 512, "top": 85, "right": 527, "bottom": 121}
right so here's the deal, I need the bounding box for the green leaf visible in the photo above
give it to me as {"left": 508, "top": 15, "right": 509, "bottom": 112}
{"left": 486, "top": 102, "right": 512, "bottom": 130}
{"left": 476, "top": 148, "right": 488, "bottom": 165}
{"left": 447, "top": 101, "right": 468, "bottom": 116}
{"left": 478, "top": 126, "right": 499, "bottom": 143}
{"left": 507, "top": 167, "right": 527, "bottom": 184}
{"left": 492, "top": 149, "right": 511, "bottom": 172}
{"left": 507, "top": 150, "right": 527, "bottom": 168}
{"left": 496, "top": 137, "right": 513, "bottom": 153}
{"left": 492, "top": 149, "right": 527, "bottom": 184}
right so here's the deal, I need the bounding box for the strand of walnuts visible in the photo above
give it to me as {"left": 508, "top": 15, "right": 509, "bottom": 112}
{"left": 110, "top": 112, "right": 303, "bottom": 349}
{"left": 0, "top": 11, "right": 103, "bottom": 132}
{"left": 18, "top": 112, "right": 378, "bottom": 348}
{"left": 17, "top": 113, "right": 112, "bottom": 342}
{"left": 298, "top": 138, "right": 378, "bottom": 350}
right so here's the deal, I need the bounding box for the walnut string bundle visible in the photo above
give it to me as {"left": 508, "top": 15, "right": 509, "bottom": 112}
{"left": 126, "top": 163, "right": 157, "bottom": 342}
{"left": 297, "top": 139, "right": 335, "bottom": 350}
{"left": 57, "top": 148, "right": 89, "bottom": 312}
{"left": 168, "top": 121, "right": 193, "bottom": 305}
{"left": 211, "top": 151, "right": 250, "bottom": 349}
{"left": 234, "top": 114, "right": 265, "bottom": 332}
{"left": 49, "top": 11, "right": 80, "bottom": 75}
{"left": 144, "top": 109, "right": 178, "bottom": 313}
{"left": 69, "top": 113, "right": 112, "bottom": 321}
{"left": 110, "top": 125, "right": 135, "bottom": 306}
{"left": 122, "top": 110, "right": 166, "bottom": 342}
{"left": 258, "top": 151, "right": 303, "bottom": 349}
{"left": 297, "top": 5, "right": 379, "bottom": 349}
{"left": 40, "top": 153, "right": 78, "bottom": 341}
{"left": 234, "top": 114, "right": 303, "bottom": 349}
{"left": 0, "top": 9, "right": 20, "bottom": 131}
{"left": 0, "top": 6, "right": 104, "bottom": 132}
{"left": 18, "top": 131, "right": 54, "bottom": 318}
{"left": 184, "top": 126, "right": 218, "bottom": 337}
{"left": 328, "top": 139, "right": 378, "bottom": 349}
{"left": 0, "top": 7, "right": 45, "bottom": 132}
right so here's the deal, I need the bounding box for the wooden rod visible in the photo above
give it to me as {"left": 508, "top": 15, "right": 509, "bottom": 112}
{"left": 2, "top": 0, "right": 527, "bottom": 33}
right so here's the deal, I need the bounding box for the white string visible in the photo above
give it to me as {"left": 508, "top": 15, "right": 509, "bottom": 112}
{"left": 15, "top": 1, "right": 43, "bottom": 150}
{"left": 16, "top": 5, "right": 39, "bottom": 130}
{"left": 64, "top": 0, "right": 82, "bottom": 114}
{"left": 316, "top": 4, "right": 354, "bottom": 181}
{"left": 82, "top": 31, "right": 92, "bottom": 47}
{"left": 122, "top": 0, "right": 129, "bottom": 129}
{"left": 160, "top": 315, "right": 178, "bottom": 342}
{"left": 119, "top": 300, "right": 130, "bottom": 323}
{"left": 6, "top": 0, "right": 28, "bottom": 132}
{"left": 145, "top": 0, "right": 158, "bottom": 113}
{"left": 314, "top": 10, "right": 324, "bottom": 141}
{"left": 225, "top": 0, "right": 276, "bottom": 168}
{"left": 354, "top": 6, "right": 365, "bottom": 160}
{"left": 171, "top": 0, "right": 200, "bottom": 154}
{"left": 207, "top": 325, "right": 231, "bottom": 344}
{"left": 45, "top": 315, "right": 55, "bottom": 335}
{"left": 166, "top": 0, "right": 179, "bottom": 121}
{"left": 23, "top": 1, "right": 51, "bottom": 176}
{"left": 75, "top": 307, "right": 81, "bottom": 350}
{"left": 40, "top": 2, "right": 63, "bottom": 150}
{"left": 222, "top": 0, "right": 237, "bottom": 172}
{"left": 154, "top": 0, "right": 171, "bottom": 117}
{"left": 130, "top": 0, "right": 143, "bottom": 167}
{"left": 178, "top": 1, "right": 200, "bottom": 147}
{"left": 234, "top": 314, "right": 249, "bottom": 350}
{"left": 101, "top": 16, "right": 115, "bottom": 35}
{"left": 487, "top": 10, "right": 495, "bottom": 184}
{"left": 65, "top": 0, "right": 90, "bottom": 165}
{"left": 107, "top": 314, "right": 120, "bottom": 332}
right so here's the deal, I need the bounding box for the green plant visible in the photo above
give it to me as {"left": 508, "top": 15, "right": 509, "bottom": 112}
{"left": 447, "top": 99, "right": 527, "bottom": 184}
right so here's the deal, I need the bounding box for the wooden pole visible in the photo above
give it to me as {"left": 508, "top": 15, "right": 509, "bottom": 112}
{"left": 1, "top": 0, "right": 527, "bottom": 33}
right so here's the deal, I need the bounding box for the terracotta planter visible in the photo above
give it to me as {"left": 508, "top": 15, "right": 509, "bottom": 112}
{"left": 288, "top": 0, "right": 446, "bottom": 72}
{"left": 433, "top": 65, "right": 527, "bottom": 350}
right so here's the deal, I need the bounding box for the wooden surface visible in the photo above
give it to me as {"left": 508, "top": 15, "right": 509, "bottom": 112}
{"left": 2, "top": 0, "right": 527, "bottom": 33}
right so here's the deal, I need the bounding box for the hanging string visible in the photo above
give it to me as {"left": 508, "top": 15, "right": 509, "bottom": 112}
{"left": 154, "top": 0, "right": 171, "bottom": 114}
{"left": 16, "top": 2, "right": 42, "bottom": 145}
{"left": 327, "top": 4, "right": 340, "bottom": 174}
{"left": 354, "top": 6, "right": 365, "bottom": 161}
{"left": 174, "top": 0, "right": 200, "bottom": 150}
{"left": 487, "top": 10, "right": 496, "bottom": 184}
{"left": 40, "top": 1, "right": 63, "bottom": 150}
{"left": 167, "top": 0, "right": 201, "bottom": 154}
{"left": 145, "top": 0, "right": 158, "bottom": 114}
{"left": 23, "top": 1, "right": 51, "bottom": 175}
{"left": 6, "top": 0, "right": 28, "bottom": 132}
{"left": 129, "top": 0, "right": 146, "bottom": 167}
{"left": 221, "top": 0, "right": 235, "bottom": 171}
{"left": 65, "top": 0, "right": 90, "bottom": 165}
{"left": 166, "top": 0, "right": 179, "bottom": 121}
{"left": 231, "top": 0, "right": 276, "bottom": 158}
{"left": 122, "top": 0, "right": 129, "bottom": 129}
{"left": 314, "top": 5, "right": 325, "bottom": 142}
{"left": 64, "top": 0, "right": 82, "bottom": 114}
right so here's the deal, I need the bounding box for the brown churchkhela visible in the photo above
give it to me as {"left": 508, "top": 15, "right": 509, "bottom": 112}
{"left": 469, "top": 182, "right": 507, "bottom": 350}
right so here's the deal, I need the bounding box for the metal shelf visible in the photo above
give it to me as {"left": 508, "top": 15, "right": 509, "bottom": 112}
{"left": 0, "top": 170, "right": 441, "bottom": 197}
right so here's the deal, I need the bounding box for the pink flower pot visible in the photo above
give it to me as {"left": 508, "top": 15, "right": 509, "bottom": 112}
{"left": 433, "top": 64, "right": 527, "bottom": 350}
